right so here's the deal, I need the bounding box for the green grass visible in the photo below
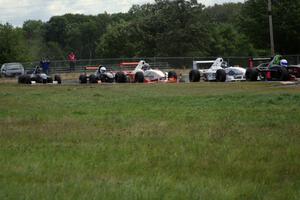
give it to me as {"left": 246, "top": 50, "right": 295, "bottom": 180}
{"left": 1, "top": 82, "right": 300, "bottom": 199}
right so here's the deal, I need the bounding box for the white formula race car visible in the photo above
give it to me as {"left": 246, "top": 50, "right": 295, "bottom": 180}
{"left": 189, "top": 58, "right": 246, "bottom": 82}
{"left": 115, "top": 60, "right": 177, "bottom": 83}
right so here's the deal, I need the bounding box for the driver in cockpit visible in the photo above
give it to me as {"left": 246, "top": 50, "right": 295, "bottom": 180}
{"left": 142, "top": 63, "right": 150, "bottom": 71}
{"left": 221, "top": 61, "right": 228, "bottom": 68}
{"left": 98, "top": 65, "right": 107, "bottom": 74}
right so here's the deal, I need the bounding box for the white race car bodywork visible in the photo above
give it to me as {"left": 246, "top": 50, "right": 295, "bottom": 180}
{"left": 133, "top": 60, "right": 168, "bottom": 81}
{"left": 193, "top": 58, "right": 246, "bottom": 81}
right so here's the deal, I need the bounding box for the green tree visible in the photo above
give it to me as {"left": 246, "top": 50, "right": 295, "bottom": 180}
{"left": 209, "top": 23, "right": 256, "bottom": 56}
{"left": 0, "top": 23, "right": 28, "bottom": 63}
{"left": 96, "top": 20, "right": 141, "bottom": 58}
{"left": 205, "top": 3, "right": 243, "bottom": 24}
{"left": 101, "top": 0, "right": 212, "bottom": 57}
{"left": 22, "top": 20, "right": 46, "bottom": 61}
{"left": 239, "top": 0, "right": 300, "bottom": 54}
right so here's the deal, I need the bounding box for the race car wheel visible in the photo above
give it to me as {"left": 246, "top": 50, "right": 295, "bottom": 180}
{"left": 279, "top": 67, "right": 289, "bottom": 81}
{"left": 115, "top": 72, "right": 127, "bottom": 83}
{"left": 101, "top": 75, "right": 114, "bottom": 83}
{"left": 36, "top": 76, "right": 43, "bottom": 83}
{"left": 216, "top": 69, "right": 226, "bottom": 82}
{"left": 168, "top": 71, "right": 177, "bottom": 79}
{"left": 79, "top": 74, "right": 87, "bottom": 84}
{"left": 54, "top": 75, "right": 62, "bottom": 84}
{"left": 189, "top": 70, "right": 200, "bottom": 82}
{"left": 18, "top": 75, "right": 25, "bottom": 84}
{"left": 246, "top": 68, "right": 258, "bottom": 81}
{"left": 246, "top": 68, "right": 251, "bottom": 81}
{"left": 135, "top": 72, "right": 144, "bottom": 83}
{"left": 107, "top": 78, "right": 114, "bottom": 83}
{"left": 89, "top": 74, "right": 97, "bottom": 83}
{"left": 47, "top": 77, "right": 53, "bottom": 83}
{"left": 24, "top": 76, "right": 31, "bottom": 84}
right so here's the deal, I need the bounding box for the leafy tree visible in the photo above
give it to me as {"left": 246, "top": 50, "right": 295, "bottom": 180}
{"left": 205, "top": 3, "right": 243, "bottom": 24}
{"left": 239, "top": 0, "right": 300, "bottom": 54}
{"left": 96, "top": 20, "right": 141, "bottom": 58}
{"left": 209, "top": 23, "right": 256, "bottom": 56}
{"left": 272, "top": 0, "right": 300, "bottom": 54}
{"left": 103, "top": 0, "right": 212, "bottom": 57}
{"left": 0, "top": 23, "right": 28, "bottom": 63}
{"left": 45, "top": 16, "right": 68, "bottom": 48}
{"left": 22, "top": 20, "right": 46, "bottom": 61}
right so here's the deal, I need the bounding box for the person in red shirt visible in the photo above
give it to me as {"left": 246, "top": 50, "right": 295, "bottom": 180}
{"left": 68, "top": 52, "right": 77, "bottom": 71}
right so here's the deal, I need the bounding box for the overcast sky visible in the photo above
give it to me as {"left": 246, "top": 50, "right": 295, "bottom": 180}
{"left": 0, "top": 0, "right": 243, "bottom": 27}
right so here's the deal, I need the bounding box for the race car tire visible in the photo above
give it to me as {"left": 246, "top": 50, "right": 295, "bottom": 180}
{"left": 168, "top": 71, "right": 177, "bottom": 79}
{"left": 245, "top": 68, "right": 251, "bottom": 81}
{"left": 79, "top": 74, "right": 87, "bottom": 84}
{"left": 216, "top": 69, "right": 226, "bottom": 82}
{"left": 115, "top": 72, "right": 127, "bottom": 83}
{"left": 54, "top": 75, "right": 62, "bottom": 84}
{"left": 89, "top": 74, "right": 97, "bottom": 83}
{"left": 35, "top": 76, "right": 43, "bottom": 83}
{"left": 246, "top": 68, "right": 258, "bottom": 81}
{"left": 42, "top": 78, "right": 47, "bottom": 84}
{"left": 135, "top": 72, "right": 144, "bottom": 83}
{"left": 18, "top": 75, "right": 25, "bottom": 83}
{"left": 107, "top": 78, "right": 114, "bottom": 83}
{"left": 189, "top": 70, "right": 200, "bottom": 82}
{"left": 101, "top": 75, "right": 114, "bottom": 83}
{"left": 279, "top": 67, "right": 289, "bottom": 81}
{"left": 24, "top": 75, "right": 31, "bottom": 84}
{"left": 47, "top": 77, "right": 53, "bottom": 83}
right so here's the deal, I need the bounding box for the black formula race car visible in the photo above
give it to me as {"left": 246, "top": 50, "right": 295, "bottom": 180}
{"left": 18, "top": 66, "right": 61, "bottom": 84}
{"left": 79, "top": 66, "right": 114, "bottom": 84}
{"left": 246, "top": 55, "right": 300, "bottom": 81}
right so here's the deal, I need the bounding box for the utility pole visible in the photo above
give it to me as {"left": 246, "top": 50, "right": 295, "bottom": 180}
{"left": 268, "top": 0, "right": 275, "bottom": 56}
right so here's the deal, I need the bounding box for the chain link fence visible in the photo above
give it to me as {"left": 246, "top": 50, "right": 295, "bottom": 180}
{"left": 21, "top": 55, "right": 300, "bottom": 75}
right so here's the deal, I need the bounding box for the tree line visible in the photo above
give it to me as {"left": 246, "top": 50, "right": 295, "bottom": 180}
{"left": 0, "top": 0, "right": 299, "bottom": 64}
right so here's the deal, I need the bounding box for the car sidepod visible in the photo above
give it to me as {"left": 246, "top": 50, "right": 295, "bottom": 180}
{"left": 225, "top": 67, "right": 246, "bottom": 81}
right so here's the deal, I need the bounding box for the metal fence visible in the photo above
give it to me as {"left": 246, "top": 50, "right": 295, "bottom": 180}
{"left": 21, "top": 55, "right": 300, "bottom": 74}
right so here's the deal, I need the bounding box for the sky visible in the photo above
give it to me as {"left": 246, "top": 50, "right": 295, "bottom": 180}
{"left": 0, "top": 0, "right": 243, "bottom": 27}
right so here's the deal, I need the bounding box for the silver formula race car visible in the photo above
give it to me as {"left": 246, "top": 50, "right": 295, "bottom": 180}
{"left": 79, "top": 65, "right": 115, "bottom": 84}
{"left": 18, "top": 66, "right": 61, "bottom": 84}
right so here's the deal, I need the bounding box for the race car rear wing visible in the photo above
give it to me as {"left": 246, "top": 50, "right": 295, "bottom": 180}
{"left": 84, "top": 66, "right": 99, "bottom": 70}
{"left": 119, "top": 62, "right": 140, "bottom": 67}
{"left": 192, "top": 60, "right": 215, "bottom": 70}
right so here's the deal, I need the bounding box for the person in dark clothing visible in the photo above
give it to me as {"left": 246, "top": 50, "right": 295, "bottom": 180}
{"left": 40, "top": 58, "right": 50, "bottom": 75}
{"left": 41, "top": 59, "right": 50, "bottom": 75}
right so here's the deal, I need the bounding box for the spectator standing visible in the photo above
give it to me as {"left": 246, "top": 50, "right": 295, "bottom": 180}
{"left": 40, "top": 58, "right": 51, "bottom": 75}
{"left": 68, "top": 52, "right": 77, "bottom": 71}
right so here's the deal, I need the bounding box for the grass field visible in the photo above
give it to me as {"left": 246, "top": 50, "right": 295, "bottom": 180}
{"left": 1, "top": 82, "right": 300, "bottom": 199}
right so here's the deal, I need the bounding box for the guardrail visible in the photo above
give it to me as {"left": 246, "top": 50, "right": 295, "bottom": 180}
{"left": 20, "top": 55, "right": 300, "bottom": 74}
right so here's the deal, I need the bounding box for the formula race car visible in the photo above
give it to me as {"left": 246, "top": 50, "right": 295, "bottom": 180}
{"left": 114, "top": 60, "right": 177, "bottom": 83}
{"left": 18, "top": 66, "right": 61, "bottom": 84}
{"left": 189, "top": 58, "right": 246, "bottom": 82}
{"left": 246, "top": 55, "right": 300, "bottom": 81}
{"left": 79, "top": 65, "right": 114, "bottom": 84}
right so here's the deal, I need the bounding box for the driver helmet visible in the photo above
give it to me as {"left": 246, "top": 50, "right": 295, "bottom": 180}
{"left": 280, "top": 59, "right": 288, "bottom": 67}
{"left": 100, "top": 66, "right": 106, "bottom": 73}
{"left": 142, "top": 63, "right": 150, "bottom": 71}
{"left": 221, "top": 61, "right": 228, "bottom": 68}
{"left": 36, "top": 66, "right": 41, "bottom": 73}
